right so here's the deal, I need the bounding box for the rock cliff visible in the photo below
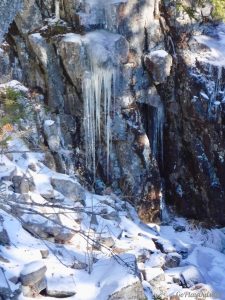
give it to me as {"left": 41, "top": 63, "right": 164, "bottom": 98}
{"left": 0, "top": 0, "right": 225, "bottom": 225}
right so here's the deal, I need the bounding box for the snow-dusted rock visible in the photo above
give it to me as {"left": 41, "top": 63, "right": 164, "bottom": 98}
{"left": 43, "top": 119, "right": 61, "bottom": 152}
{"left": 22, "top": 277, "right": 47, "bottom": 297}
{"left": 51, "top": 177, "right": 86, "bottom": 202}
{"left": 0, "top": 268, "right": 12, "bottom": 299}
{"left": 12, "top": 175, "right": 30, "bottom": 194}
{"left": 166, "top": 265, "right": 205, "bottom": 288}
{"left": 144, "top": 267, "right": 167, "bottom": 299}
{"left": 180, "top": 265, "right": 205, "bottom": 288}
{"left": 20, "top": 260, "right": 47, "bottom": 286}
{"left": 153, "top": 237, "right": 176, "bottom": 253}
{"left": 0, "top": 226, "right": 10, "bottom": 246}
{"left": 164, "top": 253, "right": 182, "bottom": 269}
{"left": 144, "top": 50, "right": 173, "bottom": 84}
{"left": 21, "top": 212, "right": 75, "bottom": 242}
{"left": 108, "top": 280, "right": 147, "bottom": 300}
{"left": 46, "top": 276, "right": 76, "bottom": 297}
{"left": 0, "top": 163, "right": 16, "bottom": 180}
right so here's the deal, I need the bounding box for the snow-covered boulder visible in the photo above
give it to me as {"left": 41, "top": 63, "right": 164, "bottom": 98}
{"left": 46, "top": 276, "right": 76, "bottom": 297}
{"left": 20, "top": 260, "right": 47, "bottom": 286}
{"left": 21, "top": 212, "right": 75, "bottom": 242}
{"left": 164, "top": 252, "right": 182, "bottom": 269}
{"left": 108, "top": 280, "right": 147, "bottom": 300}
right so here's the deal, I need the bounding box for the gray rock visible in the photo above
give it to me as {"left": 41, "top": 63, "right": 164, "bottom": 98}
{"left": 0, "top": 228, "right": 10, "bottom": 246}
{"left": 12, "top": 176, "right": 30, "bottom": 194}
{"left": 201, "top": 3, "right": 213, "bottom": 18}
{"left": 164, "top": 253, "right": 181, "bottom": 269}
{"left": 180, "top": 265, "right": 205, "bottom": 288}
{"left": 20, "top": 261, "right": 47, "bottom": 286}
{"left": 0, "top": 268, "right": 12, "bottom": 299}
{"left": 51, "top": 177, "right": 86, "bottom": 202}
{"left": 153, "top": 238, "right": 176, "bottom": 253}
{"left": 15, "top": 0, "right": 43, "bottom": 34}
{"left": 20, "top": 178, "right": 30, "bottom": 194}
{"left": 22, "top": 213, "right": 75, "bottom": 243}
{"left": 40, "top": 249, "right": 49, "bottom": 259}
{"left": 144, "top": 50, "right": 172, "bottom": 84}
{"left": 0, "top": 0, "right": 23, "bottom": 43}
{"left": 22, "top": 277, "right": 47, "bottom": 297}
{"left": 173, "top": 224, "right": 186, "bottom": 232}
{"left": 145, "top": 267, "right": 167, "bottom": 299}
{"left": 108, "top": 281, "right": 147, "bottom": 300}
{"left": 96, "top": 237, "right": 115, "bottom": 249}
{"left": 46, "top": 276, "right": 76, "bottom": 297}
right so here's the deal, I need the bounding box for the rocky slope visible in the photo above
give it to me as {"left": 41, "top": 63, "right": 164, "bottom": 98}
{"left": 0, "top": 84, "right": 225, "bottom": 299}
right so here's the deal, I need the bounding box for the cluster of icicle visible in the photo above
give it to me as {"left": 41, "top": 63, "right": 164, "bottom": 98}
{"left": 82, "top": 64, "right": 116, "bottom": 178}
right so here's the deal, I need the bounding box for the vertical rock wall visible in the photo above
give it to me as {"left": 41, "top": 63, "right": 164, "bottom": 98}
{"left": 1, "top": 0, "right": 225, "bottom": 225}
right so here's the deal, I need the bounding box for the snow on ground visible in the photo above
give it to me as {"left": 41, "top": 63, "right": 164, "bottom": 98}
{"left": 194, "top": 24, "right": 225, "bottom": 66}
{"left": 0, "top": 139, "right": 225, "bottom": 300}
{"left": 1, "top": 134, "right": 225, "bottom": 298}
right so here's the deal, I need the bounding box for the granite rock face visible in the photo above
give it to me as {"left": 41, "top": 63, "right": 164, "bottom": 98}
{"left": 0, "top": 0, "right": 23, "bottom": 43}
{"left": 1, "top": 0, "right": 225, "bottom": 225}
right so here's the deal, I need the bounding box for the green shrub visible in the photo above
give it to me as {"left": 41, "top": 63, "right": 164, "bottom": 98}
{"left": 211, "top": 0, "right": 225, "bottom": 20}
{"left": 0, "top": 87, "right": 24, "bottom": 151}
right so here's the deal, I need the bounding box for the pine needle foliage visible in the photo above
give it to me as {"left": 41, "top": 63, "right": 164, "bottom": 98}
{"left": 0, "top": 87, "right": 24, "bottom": 150}
{"left": 176, "top": 0, "right": 225, "bottom": 21}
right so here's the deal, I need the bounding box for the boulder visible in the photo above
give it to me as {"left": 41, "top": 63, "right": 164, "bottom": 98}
{"left": 180, "top": 265, "right": 205, "bottom": 288}
{"left": 46, "top": 276, "right": 76, "bottom": 297}
{"left": 144, "top": 50, "right": 172, "bottom": 84}
{"left": 51, "top": 177, "right": 86, "bottom": 202}
{"left": 164, "top": 253, "right": 181, "bottom": 269}
{"left": 20, "top": 261, "right": 47, "bottom": 286}
{"left": 21, "top": 213, "right": 75, "bottom": 242}
{"left": 22, "top": 277, "right": 47, "bottom": 297}
{"left": 153, "top": 238, "right": 176, "bottom": 253}
{"left": 108, "top": 281, "right": 147, "bottom": 300}
{"left": 43, "top": 120, "right": 61, "bottom": 152}
{"left": 12, "top": 176, "right": 30, "bottom": 194}
{"left": 145, "top": 267, "right": 167, "bottom": 299}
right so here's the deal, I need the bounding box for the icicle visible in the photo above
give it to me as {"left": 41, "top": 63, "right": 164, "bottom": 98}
{"left": 55, "top": 0, "right": 60, "bottom": 19}
{"left": 151, "top": 103, "right": 164, "bottom": 167}
{"left": 208, "top": 66, "right": 223, "bottom": 118}
{"left": 82, "top": 65, "right": 115, "bottom": 179}
{"left": 168, "top": 36, "right": 176, "bottom": 59}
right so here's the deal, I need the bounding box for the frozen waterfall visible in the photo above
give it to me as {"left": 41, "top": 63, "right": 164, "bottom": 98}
{"left": 82, "top": 65, "right": 116, "bottom": 178}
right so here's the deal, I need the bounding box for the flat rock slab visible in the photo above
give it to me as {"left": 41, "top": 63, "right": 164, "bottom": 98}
{"left": 20, "top": 260, "right": 47, "bottom": 286}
